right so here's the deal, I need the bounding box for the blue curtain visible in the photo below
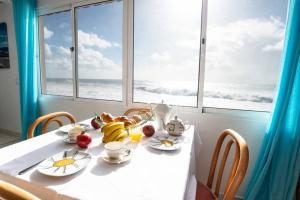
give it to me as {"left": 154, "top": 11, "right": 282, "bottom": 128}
{"left": 245, "top": 0, "right": 300, "bottom": 199}
{"left": 13, "top": 0, "right": 39, "bottom": 140}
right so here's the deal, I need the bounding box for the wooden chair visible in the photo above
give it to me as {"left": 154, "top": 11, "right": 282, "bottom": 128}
{"left": 196, "top": 129, "right": 249, "bottom": 200}
{"left": 0, "top": 180, "right": 41, "bottom": 200}
{"left": 27, "top": 112, "right": 76, "bottom": 139}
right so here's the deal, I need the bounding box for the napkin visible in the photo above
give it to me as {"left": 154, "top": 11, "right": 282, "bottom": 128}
{"left": 0, "top": 172, "right": 77, "bottom": 200}
{"left": 0, "top": 140, "right": 67, "bottom": 176}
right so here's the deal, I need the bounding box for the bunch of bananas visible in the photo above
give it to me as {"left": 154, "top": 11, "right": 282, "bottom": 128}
{"left": 101, "top": 122, "right": 128, "bottom": 143}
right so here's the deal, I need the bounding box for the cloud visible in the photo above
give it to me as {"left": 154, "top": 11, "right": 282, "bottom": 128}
{"left": 263, "top": 39, "right": 284, "bottom": 51}
{"left": 44, "top": 44, "right": 52, "bottom": 57}
{"left": 44, "top": 45, "right": 72, "bottom": 78}
{"left": 113, "top": 42, "right": 120, "bottom": 47}
{"left": 44, "top": 30, "right": 121, "bottom": 79}
{"left": 204, "top": 17, "right": 285, "bottom": 84}
{"left": 150, "top": 51, "right": 171, "bottom": 61}
{"left": 44, "top": 43, "right": 120, "bottom": 79}
{"left": 77, "top": 44, "right": 120, "bottom": 73}
{"left": 44, "top": 27, "right": 54, "bottom": 39}
{"left": 175, "top": 38, "right": 200, "bottom": 50}
{"left": 59, "top": 22, "right": 69, "bottom": 29}
{"left": 136, "top": 17, "right": 285, "bottom": 83}
{"left": 78, "top": 30, "right": 112, "bottom": 49}
{"left": 135, "top": 53, "right": 199, "bottom": 81}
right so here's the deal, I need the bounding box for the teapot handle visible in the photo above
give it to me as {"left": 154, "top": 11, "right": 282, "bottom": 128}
{"left": 184, "top": 121, "right": 191, "bottom": 131}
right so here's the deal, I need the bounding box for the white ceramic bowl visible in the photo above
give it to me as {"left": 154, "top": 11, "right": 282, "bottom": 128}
{"left": 104, "top": 141, "right": 126, "bottom": 158}
{"left": 68, "top": 126, "right": 84, "bottom": 141}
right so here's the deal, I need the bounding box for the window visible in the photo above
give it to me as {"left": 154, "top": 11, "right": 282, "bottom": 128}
{"left": 40, "top": 11, "right": 73, "bottom": 96}
{"left": 76, "top": 1, "right": 123, "bottom": 101}
{"left": 38, "top": 0, "right": 288, "bottom": 112}
{"left": 133, "top": 0, "right": 202, "bottom": 107}
{"left": 203, "top": 0, "right": 288, "bottom": 111}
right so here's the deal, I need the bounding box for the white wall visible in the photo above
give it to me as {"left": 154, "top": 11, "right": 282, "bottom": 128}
{"left": 0, "top": 2, "right": 21, "bottom": 134}
{"left": 39, "top": 96, "right": 268, "bottom": 197}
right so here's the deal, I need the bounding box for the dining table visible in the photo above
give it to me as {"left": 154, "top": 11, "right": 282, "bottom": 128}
{"left": 0, "top": 118, "right": 202, "bottom": 200}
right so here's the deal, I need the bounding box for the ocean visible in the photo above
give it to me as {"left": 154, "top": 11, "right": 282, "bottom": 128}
{"left": 45, "top": 78, "right": 275, "bottom": 111}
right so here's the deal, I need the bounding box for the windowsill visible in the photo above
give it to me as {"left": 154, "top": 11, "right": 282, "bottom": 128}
{"left": 39, "top": 94, "right": 271, "bottom": 121}
{"left": 202, "top": 107, "right": 271, "bottom": 121}
{"left": 38, "top": 93, "right": 124, "bottom": 106}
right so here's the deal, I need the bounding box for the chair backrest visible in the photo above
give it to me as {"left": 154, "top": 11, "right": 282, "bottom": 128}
{"left": 0, "top": 180, "right": 41, "bottom": 200}
{"left": 27, "top": 112, "right": 76, "bottom": 139}
{"left": 207, "top": 129, "right": 249, "bottom": 200}
{"left": 123, "top": 108, "right": 151, "bottom": 117}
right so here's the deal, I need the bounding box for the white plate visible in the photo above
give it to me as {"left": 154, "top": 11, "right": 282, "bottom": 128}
{"left": 38, "top": 150, "right": 91, "bottom": 177}
{"left": 148, "top": 135, "right": 181, "bottom": 151}
{"left": 58, "top": 124, "right": 74, "bottom": 133}
{"left": 100, "top": 149, "right": 131, "bottom": 164}
{"left": 58, "top": 124, "right": 90, "bottom": 133}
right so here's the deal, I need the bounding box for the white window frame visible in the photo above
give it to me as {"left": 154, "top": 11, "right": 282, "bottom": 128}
{"left": 37, "top": 0, "right": 272, "bottom": 116}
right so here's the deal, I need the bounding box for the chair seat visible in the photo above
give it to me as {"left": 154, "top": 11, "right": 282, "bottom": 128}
{"left": 196, "top": 182, "right": 216, "bottom": 200}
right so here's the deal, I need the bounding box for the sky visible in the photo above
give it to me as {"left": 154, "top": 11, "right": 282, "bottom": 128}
{"left": 205, "top": 0, "right": 288, "bottom": 85}
{"left": 43, "top": 0, "right": 288, "bottom": 86}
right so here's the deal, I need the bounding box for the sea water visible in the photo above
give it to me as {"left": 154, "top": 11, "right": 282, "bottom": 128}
{"left": 45, "top": 78, "right": 276, "bottom": 111}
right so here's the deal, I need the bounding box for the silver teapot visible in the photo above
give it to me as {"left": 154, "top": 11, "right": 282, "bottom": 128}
{"left": 163, "top": 116, "right": 191, "bottom": 136}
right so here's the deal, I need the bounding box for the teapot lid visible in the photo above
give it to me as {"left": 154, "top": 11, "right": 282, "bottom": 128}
{"left": 154, "top": 100, "right": 172, "bottom": 110}
{"left": 168, "top": 115, "right": 183, "bottom": 124}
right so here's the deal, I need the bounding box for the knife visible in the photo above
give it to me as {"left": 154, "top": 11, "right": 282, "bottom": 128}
{"left": 18, "top": 159, "right": 45, "bottom": 175}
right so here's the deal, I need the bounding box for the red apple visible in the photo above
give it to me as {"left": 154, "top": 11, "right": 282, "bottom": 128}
{"left": 76, "top": 132, "right": 92, "bottom": 148}
{"left": 142, "top": 125, "right": 155, "bottom": 137}
{"left": 91, "top": 116, "right": 102, "bottom": 129}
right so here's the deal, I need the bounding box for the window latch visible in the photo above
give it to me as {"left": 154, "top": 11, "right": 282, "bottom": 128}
{"left": 70, "top": 47, "right": 74, "bottom": 52}
{"left": 201, "top": 38, "right": 205, "bottom": 45}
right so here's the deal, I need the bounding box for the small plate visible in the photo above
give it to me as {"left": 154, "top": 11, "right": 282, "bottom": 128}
{"left": 100, "top": 149, "right": 131, "bottom": 164}
{"left": 63, "top": 136, "right": 77, "bottom": 144}
{"left": 38, "top": 150, "right": 91, "bottom": 177}
{"left": 58, "top": 124, "right": 74, "bottom": 133}
{"left": 148, "top": 135, "right": 181, "bottom": 151}
{"left": 58, "top": 124, "right": 90, "bottom": 133}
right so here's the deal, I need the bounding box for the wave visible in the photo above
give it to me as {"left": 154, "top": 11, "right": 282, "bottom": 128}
{"left": 135, "top": 86, "right": 273, "bottom": 103}
{"left": 47, "top": 78, "right": 273, "bottom": 104}
{"left": 135, "top": 86, "right": 197, "bottom": 96}
{"left": 204, "top": 91, "right": 273, "bottom": 103}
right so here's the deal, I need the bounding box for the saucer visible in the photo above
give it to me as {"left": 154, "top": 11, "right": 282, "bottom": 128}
{"left": 58, "top": 124, "right": 90, "bottom": 133}
{"left": 148, "top": 135, "right": 181, "bottom": 151}
{"left": 100, "top": 149, "right": 131, "bottom": 164}
{"left": 63, "top": 137, "right": 77, "bottom": 144}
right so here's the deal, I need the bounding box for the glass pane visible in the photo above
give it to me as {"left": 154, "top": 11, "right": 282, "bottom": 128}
{"left": 76, "top": 1, "right": 123, "bottom": 101}
{"left": 133, "top": 0, "right": 202, "bottom": 107}
{"left": 42, "top": 11, "right": 73, "bottom": 96}
{"left": 203, "top": 0, "right": 288, "bottom": 111}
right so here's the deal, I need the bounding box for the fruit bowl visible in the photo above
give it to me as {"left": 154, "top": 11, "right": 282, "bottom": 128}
{"left": 99, "top": 111, "right": 154, "bottom": 144}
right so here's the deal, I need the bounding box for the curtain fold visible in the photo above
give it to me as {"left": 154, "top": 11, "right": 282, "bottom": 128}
{"left": 13, "top": 0, "right": 39, "bottom": 140}
{"left": 245, "top": 0, "right": 300, "bottom": 199}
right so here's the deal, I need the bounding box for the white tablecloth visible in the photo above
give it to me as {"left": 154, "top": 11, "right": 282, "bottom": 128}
{"left": 0, "top": 120, "right": 201, "bottom": 200}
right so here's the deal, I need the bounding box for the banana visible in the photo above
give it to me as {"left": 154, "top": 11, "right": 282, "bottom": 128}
{"left": 104, "top": 126, "right": 125, "bottom": 137}
{"left": 105, "top": 128, "right": 125, "bottom": 142}
{"left": 115, "top": 130, "right": 128, "bottom": 141}
{"left": 102, "top": 135, "right": 110, "bottom": 143}
{"left": 101, "top": 122, "right": 124, "bottom": 135}
{"left": 117, "top": 135, "right": 127, "bottom": 142}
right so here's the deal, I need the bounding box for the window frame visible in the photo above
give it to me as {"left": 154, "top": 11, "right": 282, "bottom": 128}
{"left": 38, "top": 8, "right": 74, "bottom": 99}
{"left": 37, "top": 0, "right": 273, "bottom": 115}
